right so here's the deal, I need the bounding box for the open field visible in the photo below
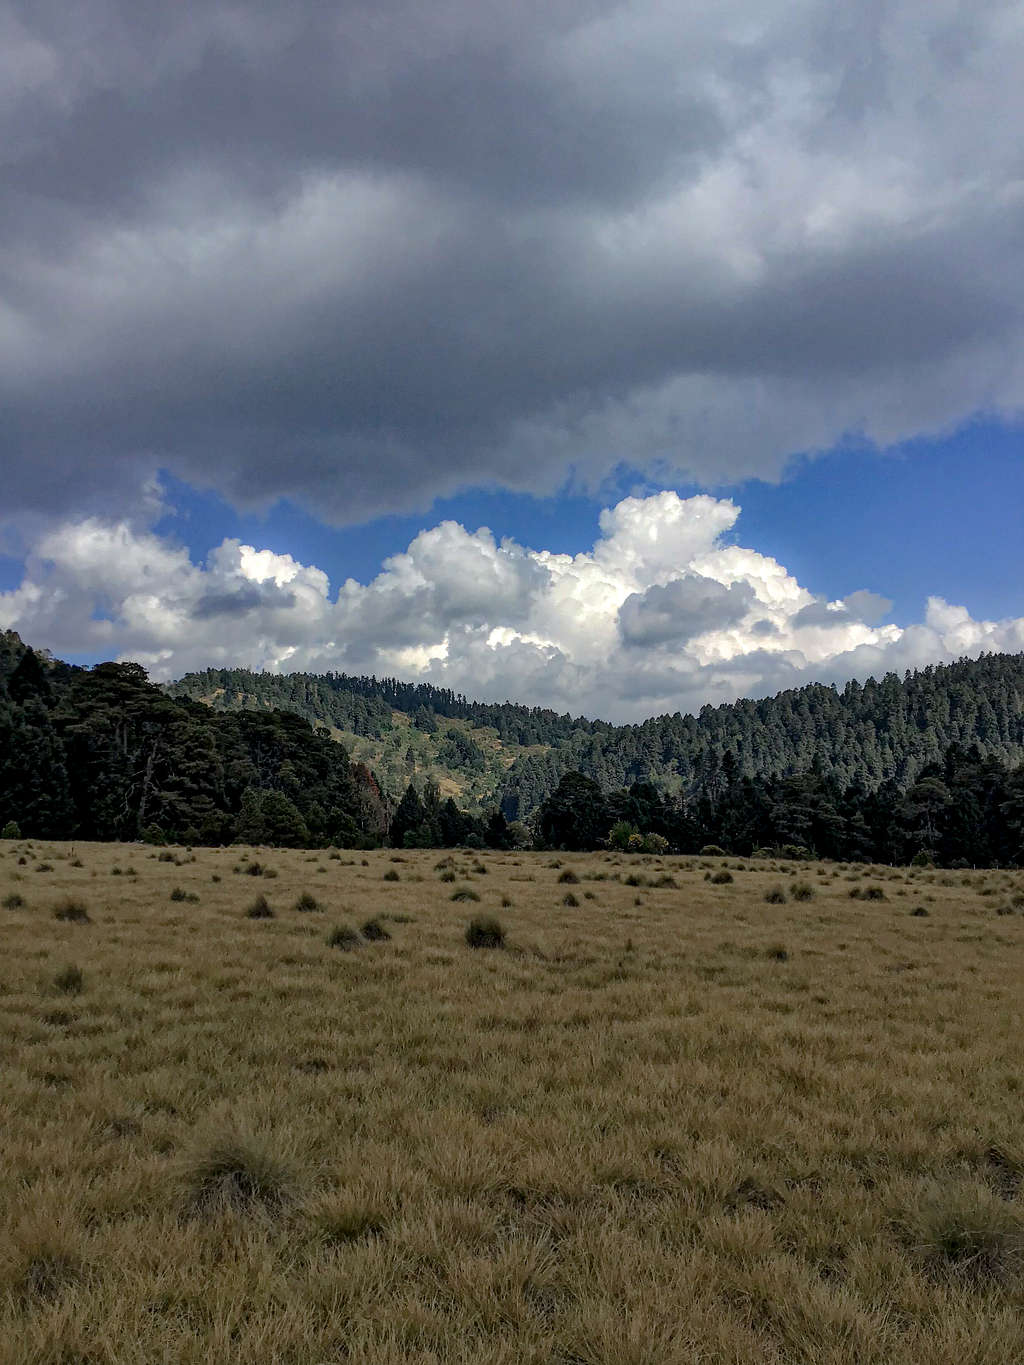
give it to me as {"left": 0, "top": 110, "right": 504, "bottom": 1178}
{"left": 2, "top": 840, "right": 1024, "bottom": 1364}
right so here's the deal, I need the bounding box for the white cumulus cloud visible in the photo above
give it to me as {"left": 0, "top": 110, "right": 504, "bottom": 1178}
{"left": 2, "top": 492, "right": 1022, "bottom": 722}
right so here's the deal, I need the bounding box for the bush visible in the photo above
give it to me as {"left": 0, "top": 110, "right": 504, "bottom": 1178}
{"left": 450, "top": 887, "right": 480, "bottom": 902}
{"left": 53, "top": 898, "right": 90, "bottom": 923}
{"left": 562, "top": 891, "right": 580, "bottom": 907}
{"left": 700, "top": 845, "right": 728, "bottom": 857}
{"left": 169, "top": 886, "right": 187, "bottom": 902}
{"left": 791, "top": 881, "right": 815, "bottom": 902}
{"left": 245, "top": 895, "right": 274, "bottom": 919}
{"left": 911, "top": 906, "right": 930, "bottom": 917}
{"left": 766, "top": 944, "right": 789, "bottom": 961}
{"left": 911, "top": 850, "right": 936, "bottom": 868}
{"left": 3, "top": 892, "right": 25, "bottom": 910}
{"left": 557, "top": 869, "right": 579, "bottom": 884}
{"left": 327, "top": 925, "right": 361, "bottom": 950}
{"left": 294, "top": 892, "right": 322, "bottom": 913}
{"left": 53, "top": 964, "right": 83, "bottom": 995}
{"left": 764, "top": 886, "right": 787, "bottom": 904}
{"left": 361, "top": 917, "right": 391, "bottom": 941}
{"left": 850, "top": 885, "right": 886, "bottom": 900}
{"left": 244, "top": 861, "right": 266, "bottom": 877}
{"left": 652, "top": 874, "right": 678, "bottom": 889}
{"left": 439, "top": 869, "right": 457, "bottom": 882}
{"left": 624, "top": 873, "right": 647, "bottom": 887}
{"left": 382, "top": 869, "right": 400, "bottom": 882}
{"left": 1, "top": 821, "right": 20, "bottom": 839}
{"left": 465, "top": 914, "right": 505, "bottom": 949}
{"left": 709, "top": 870, "right": 733, "bottom": 885}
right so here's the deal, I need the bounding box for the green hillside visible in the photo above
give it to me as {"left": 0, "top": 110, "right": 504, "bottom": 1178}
{"left": 165, "top": 653, "right": 1024, "bottom": 817}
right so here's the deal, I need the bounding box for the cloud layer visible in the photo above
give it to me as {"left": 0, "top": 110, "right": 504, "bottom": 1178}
{"left": 3, "top": 0, "right": 1024, "bottom": 525}
{"left": 3, "top": 492, "right": 1022, "bottom": 722}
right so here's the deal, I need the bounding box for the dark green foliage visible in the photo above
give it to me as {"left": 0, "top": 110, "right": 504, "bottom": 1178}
{"left": 1, "top": 820, "right": 20, "bottom": 838}
{"left": 245, "top": 895, "right": 274, "bottom": 919}
{"left": 465, "top": 915, "right": 505, "bottom": 949}
{"left": 53, "top": 898, "right": 90, "bottom": 923}
{"left": 700, "top": 845, "right": 728, "bottom": 857}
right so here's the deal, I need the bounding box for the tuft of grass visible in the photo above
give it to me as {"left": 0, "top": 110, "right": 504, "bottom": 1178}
{"left": 244, "top": 861, "right": 268, "bottom": 877}
{"left": 557, "top": 869, "right": 579, "bottom": 884}
{"left": 709, "top": 870, "right": 733, "bottom": 885}
{"left": 766, "top": 943, "right": 789, "bottom": 961}
{"left": 53, "top": 963, "right": 84, "bottom": 995}
{"left": 3, "top": 891, "right": 25, "bottom": 910}
{"left": 327, "top": 925, "right": 361, "bottom": 950}
{"left": 294, "top": 891, "right": 322, "bottom": 913}
{"left": 562, "top": 891, "right": 580, "bottom": 906}
{"left": 764, "top": 885, "right": 787, "bottom": 904}
{"left": 465, "top": 914, "right": 505, "bottom": 949}
{"left": 450, "top": 887, "right": 481, "bottom": 902}
{"left": 169, "top": 886, "right": 199, "bottom": 903}
{"left": 382, "top": 868, "right": 401, "bottom": 882}
{"left": 791, "top": 880, "right": 815, "bottom": 901}
{"left": 35, "top": 862, "right": 53, "bottom": 872}
{"left": 361, "top": 917, "right": 391, "bottom": 941}
{"left": 896, "top": 1180, "right": 1024, "bottom": 1283}
{"left": 2, "top": 1217, "right": 84, "bottom": 1303}
{"left": 911, "top": 905, "right": 930, "bottom": 916}
{"left": 245, "top": 895, "right": 274, "bottom": 919}
{"left": 439, "top": 869, "right": 457, "bottom": 882}
{"left": 306, "top": 1193, "right": 386, "bottom": 1245}
{"left": 53, "top": 897, "right": 91, "bottom": 923}
{"left": 181, "top": 1126, "right": 295, "bottom": 1217}
{"left": 850, "top": 885, "right": 886, "bottom": 900}
{"left": 652, "top": 874, "right": 678, "bottom": 888}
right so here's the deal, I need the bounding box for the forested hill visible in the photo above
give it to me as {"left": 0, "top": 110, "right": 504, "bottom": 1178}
{"left": 165, "top": 653, "right": 1024, "bottom": 818}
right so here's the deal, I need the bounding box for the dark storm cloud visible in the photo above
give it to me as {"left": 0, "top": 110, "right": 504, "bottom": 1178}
{"left": 3, "top": 0, "right": 1024, "bottom": 524}
{"left": 193, "top": 584, "right": 296, "bottom": 618}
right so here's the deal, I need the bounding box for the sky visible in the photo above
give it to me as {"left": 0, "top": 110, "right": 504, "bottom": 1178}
{"left": 1, "top": 0, "right": 1023, "bottom": 722}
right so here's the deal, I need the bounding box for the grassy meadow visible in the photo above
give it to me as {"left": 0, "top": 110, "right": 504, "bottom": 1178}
{"left": 2, "top": 839, "right": 1024, "bottom": 1364}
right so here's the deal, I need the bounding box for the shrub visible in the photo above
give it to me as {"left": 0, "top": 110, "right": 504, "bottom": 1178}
{"left": 439, "top": 869, "right": 457, "bottom": 882}
{"left": 450, "top": 887, "right": 481, "bottom": 902}
{"left": 382, "top": 869, "right": 401, "bottom": 882}
{"left": 181, "top": 1128, "right": 294, "bottom": 1216}
{"left": 53, "top": 964, "right": 83, "bottom": 995}
{"left": 244, "top": 861, "right": 265, "bottom": 876}
{"left": 764, "top": 886, "right": 787, "bottom": 904}
{"left": 911, "top": 906, "right": 930, "bottom": 917}
{"left": 157, "top": 851, "right": 175, "bottom": 863}
{"left": 911, "top": 850, "right": 936, "bottom": 868}
{"left": 624, "top": 873, "right": 647, "bottom": 887}
{"left": 850, "top": 885, "right": 886, "bottom": 901}
{"left": 169, "top": 886, "right": 187, "bottom": 902}
{"left": 35, "top": 863, "right": 53, "bottom": 873}
{"left": 557, "top": 869, "right": 579, "bottom": 884}
{"left": 1, "top": 820, "right": 21, "bottom": 839}
{"left": 245, "top": 895, "right": 274, "bottom": 919}
{"left": 327, "top": 925, "right": 361, "bottom": 950}
{"left": 501, "top": 895, "right": 512, "bottom": 908}
{"left": 766, "top": 944, "right": 789, "bottom": 961}
{"left": 465, "top": 915, "right": 505, "bottom": 949}
{"left": 53, "top": 898, "right": 90, "bottom": 923}
{"left": 361, "top": 917, "right": 391, "bottom": 941}
{"left": 700, "top": 845, "right": 728, "bottom": 857}
{"left": 3, "top": 892, "right": 25, "bottom": 910}
{"left": 294, "top": 892, "right": 322, "bottom": 913}
{"left": 791, "top": 881, "right": 815, "bottom": 902}
{"left": 562, "top": 892, "right": 580, "bottom": 907}
{"left": 709, "top": 870, "right": 733, "bottom": 885}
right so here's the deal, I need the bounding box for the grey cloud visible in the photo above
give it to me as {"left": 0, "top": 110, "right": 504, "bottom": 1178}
{"left": 3, "top": 1, "right": 1024, "bottom": 524}
{"left": 791, "top": 599, "right": 849, "bottom": 628}
{"left": 619, "top": 576, "right": 754, "bottom": 646}
{"left": 842, "top": 590, "right": 892, "bottom": 624}
{"left": 193, "top": 584, "right": 296, "bottom": 618}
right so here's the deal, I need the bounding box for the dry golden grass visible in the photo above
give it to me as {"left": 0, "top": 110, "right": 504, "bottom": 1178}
{"left": 2, "top": 838, "right": 1023, "bottom": 1364}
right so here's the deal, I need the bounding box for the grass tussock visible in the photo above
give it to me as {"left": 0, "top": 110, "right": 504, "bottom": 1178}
{"left": 181, "top": 1123, "right": 295, "bottom": 1217}
{"left": 327, "top": 924, "right": 361, "bottom": 950}
{"left": 53, "top": 897, "right": 90, "bottom": 923}
{"left": 52, "top": 963, "right": 84, "bottom": 995}
{"left": 465, "top": 914, "right": 505, "bottom": 948}
{"left": 360, "top": 917, "right": 391, "bottom": 941}
{"left": 2, "top": 891, "right": 25, "bottom": 909}
{"left": 293, "top": 891, "right": 322, "bottom": 913}
{"left": 245, "top": 894, "right": 274, "bottom": 919}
